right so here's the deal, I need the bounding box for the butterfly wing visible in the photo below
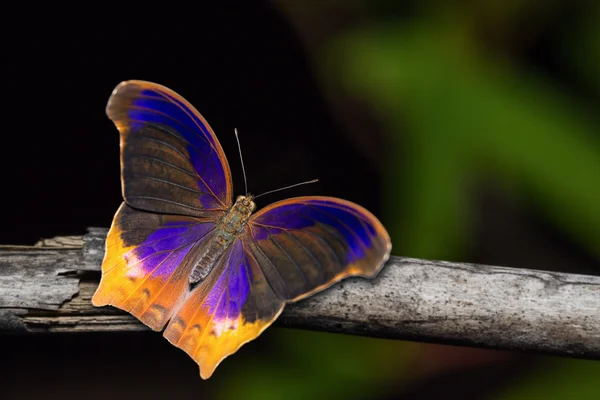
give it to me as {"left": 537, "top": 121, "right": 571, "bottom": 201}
{"left": 92, "top": 203, "right": 218, "bottom": 330}
{"left": 106, "top": 80, "right": 233, "bottom": 216}
{"left": 246, "top": 196, "right": 391, "bottom": 301}
{"left": 164, "top": 237, "right": 284, "bottom": 379}
{"left": 163, "top": 196, "right": 390, "bottom": 379}
{"left": 93, "top": 81, "right": 234, "bottom": 330}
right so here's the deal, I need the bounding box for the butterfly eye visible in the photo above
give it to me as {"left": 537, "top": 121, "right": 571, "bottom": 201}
{"left": 236, "top": 195, "right": 244, "bottom": 203}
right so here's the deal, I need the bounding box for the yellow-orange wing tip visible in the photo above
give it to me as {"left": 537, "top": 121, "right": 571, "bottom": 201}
{"left": 91, "top": 202, "right": 217, "bottom": 332}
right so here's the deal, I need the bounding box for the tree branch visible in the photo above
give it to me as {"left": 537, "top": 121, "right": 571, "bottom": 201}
{"left": 1, "top": 228, "right": 599, "bottom": 360}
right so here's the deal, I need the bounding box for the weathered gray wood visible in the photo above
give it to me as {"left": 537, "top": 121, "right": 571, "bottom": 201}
{"left": 1, "top": 228, "right": 600, "bottom": 361}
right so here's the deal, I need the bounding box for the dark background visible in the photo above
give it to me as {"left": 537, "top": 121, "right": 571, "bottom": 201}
{"left": 1, "top": 3, "right": 378, "bottom": 246}
{"left": 2, "top": 2, "right": 600, "bottom": 399}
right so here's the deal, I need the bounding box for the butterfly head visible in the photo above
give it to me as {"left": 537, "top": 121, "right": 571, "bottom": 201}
{"left": 234, "top": 195, "right": 256, "bottom": 218}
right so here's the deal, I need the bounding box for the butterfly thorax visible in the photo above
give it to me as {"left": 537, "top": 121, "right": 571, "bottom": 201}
{"left": 189, "top": 195, "right": 256, "bottom": 284}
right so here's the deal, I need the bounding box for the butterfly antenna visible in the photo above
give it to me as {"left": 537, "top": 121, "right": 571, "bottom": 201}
{"left": 234, "top": 128, "right": 249, "bottom": 194}
{"left": 253, "top": 179, "right": 319, "bottom": 199}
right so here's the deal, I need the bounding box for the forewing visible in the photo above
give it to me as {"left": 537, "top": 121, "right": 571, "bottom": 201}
{"left": 107, "top": 80, "right": 233, "bottom": 216}
{"left": 247, "top": 196, "right": 391, "bottom": 301}
{"left": 164, "top": 238, "right": 284, "bottom": 379}
{"left": 92, "top": 203, "right": 219, "bottom": 331}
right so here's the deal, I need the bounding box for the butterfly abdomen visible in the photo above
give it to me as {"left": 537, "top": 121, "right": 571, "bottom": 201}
{"left": 189, "top": 195, "right": 256, "bottom": 284}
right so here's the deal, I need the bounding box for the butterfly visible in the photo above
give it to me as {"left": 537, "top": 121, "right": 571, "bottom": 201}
{"left": 92, "top": 80, "right": 392, "bottom": 379}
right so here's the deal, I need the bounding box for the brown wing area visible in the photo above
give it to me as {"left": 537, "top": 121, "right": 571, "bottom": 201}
{"left": 247, "top": 196, "right": 391, "bottom": 302}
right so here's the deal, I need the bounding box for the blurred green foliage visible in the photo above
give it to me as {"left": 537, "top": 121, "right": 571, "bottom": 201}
{"left": 332, "top": 17, "right": 600, "bottom": 262}
{"left": 221, "top": 329, "right": 415, "bottom": 400}
{"left": 219, "top": 2, "right": 600, "bottom": 399}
